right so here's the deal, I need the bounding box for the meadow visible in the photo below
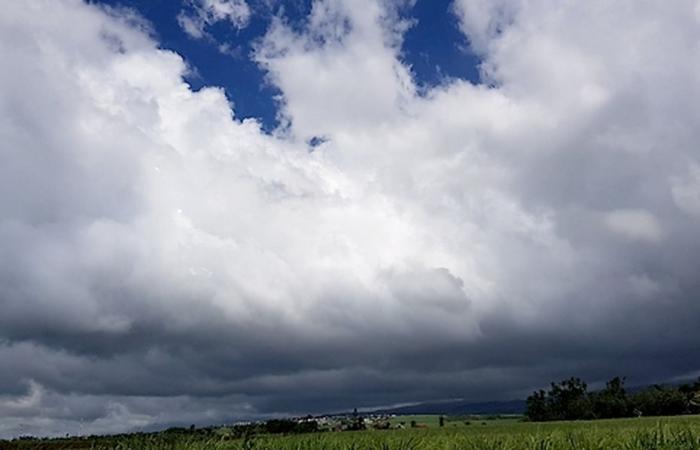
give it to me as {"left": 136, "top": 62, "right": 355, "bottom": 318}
{"left": 6, "top": 415, "right": 700, "bottom": 450}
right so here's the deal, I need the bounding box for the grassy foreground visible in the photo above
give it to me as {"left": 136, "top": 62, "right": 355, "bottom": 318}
{"left": 6, "top": 415, "right": 700, "bottom": 450}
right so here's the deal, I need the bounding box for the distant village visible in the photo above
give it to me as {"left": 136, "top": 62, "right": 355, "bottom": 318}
{"left": 225, "top": 410, "right": 438, "bottom": 436}
{"left": 231, "top": 411, "right": 408, "bottom": 434}
{"left": 287, "top": 411, "right": 411, "bottom": 431}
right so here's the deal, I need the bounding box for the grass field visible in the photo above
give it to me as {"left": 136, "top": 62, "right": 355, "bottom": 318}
{"left": 387, "top": 415, "right": 522, "bottom": 428}
{"left": 6, "top": 415, "right": 700, "bottom": 450}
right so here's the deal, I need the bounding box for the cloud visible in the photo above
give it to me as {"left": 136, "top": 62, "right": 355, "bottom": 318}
{"left": 253, "top": 0, "right": 417, "bottom": 139}
{"left": 604, "top": 209, "right": 663, "bottom": 243}
{"left": 2, "top": 0, "right": 700, "bottom": 438}
{"left": 672, "top": 164, "right": 700, "bottom": 218}
{"left": 178, "top": 0, "right": 251, "bottom": 39}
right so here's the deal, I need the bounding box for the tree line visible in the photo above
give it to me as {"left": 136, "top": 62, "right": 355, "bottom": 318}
{"left": 526, "top": 376, "right": 700, "bottom": 421}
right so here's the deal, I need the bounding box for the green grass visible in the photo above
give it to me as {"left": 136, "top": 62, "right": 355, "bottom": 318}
{"left": 6, "top": 415, "right": 700, "bottom": 449}
{"left": 388, "top": 415, "right": 521, "bottom": 428}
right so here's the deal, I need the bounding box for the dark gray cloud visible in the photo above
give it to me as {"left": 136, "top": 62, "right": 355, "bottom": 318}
{"left": 1, "top": 0, "right": 700, "bottom": 439}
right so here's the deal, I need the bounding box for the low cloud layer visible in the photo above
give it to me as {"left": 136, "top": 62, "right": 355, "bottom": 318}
{"left": 1, "top": 0, "right": 700, "bottom": 438}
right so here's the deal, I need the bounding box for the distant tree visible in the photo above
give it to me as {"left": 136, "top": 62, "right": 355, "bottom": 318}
{"left": 527, "top": 377, "right": 603, "bottom": 421}
{"left": 527, "top": 375, "right": 696, "bottom": 421}
{"left": 296, "top": 420, "right": 319, "bottom": 434}
{"left": 348, "top": 408, "right": 365, "bottom": 431}
{"left": 439, "top": 416, "right": 445, "bottom": 427}
{"left": 548, "top": 377, "right": 593, "bottom": 420}
{"left": 630, "top": 386, "right": 687, "bottom": 417}
{"left": 264, "top": 419, "right": 297, "bottom": 434}
{"left": 526, "top": 389, "right": 550, "bottom": 421}
{"left": 592, "top": 376, "right": 631, "bottom": 419}
{"left": 679, "top": 377, "right": 700, "bottom": 413}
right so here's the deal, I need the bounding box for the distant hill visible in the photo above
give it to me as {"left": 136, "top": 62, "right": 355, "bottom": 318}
{"left": 367, "top": 399, "right": 526, "bottom": 416}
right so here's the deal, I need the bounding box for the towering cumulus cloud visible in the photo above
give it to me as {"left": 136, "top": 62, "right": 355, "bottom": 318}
{"left": 1, "top": 0, "right": 700, "bottom": 437}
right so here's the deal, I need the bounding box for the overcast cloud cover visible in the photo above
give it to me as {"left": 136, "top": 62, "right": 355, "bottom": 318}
{"left": 2, "top": 0, "right": 700, "bottom": 438}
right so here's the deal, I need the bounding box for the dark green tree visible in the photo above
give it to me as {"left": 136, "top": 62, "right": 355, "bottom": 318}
{"left": 592, "top": 376, "right": 631, "bottom": 418}
{"left": 630, "top": 385, "right": 687, "bottom": 417}
{"left": 526, "top": 389, "right": 550, "bottom": 421}
{"left": 527, "top": 376, "right": 697, "bottom": 422}
{"left": 679, "top": 377, "right": 700, "bottom": 413}
{"left": 548, "top": 377, "right": 593, "bottom": 420}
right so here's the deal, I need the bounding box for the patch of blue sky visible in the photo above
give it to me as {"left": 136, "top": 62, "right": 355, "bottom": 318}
{"left": 90, "top": 0, "right": 481, "bottom": 132}
{"left": 401, "top": 0, "right": 481, "bottom": 90}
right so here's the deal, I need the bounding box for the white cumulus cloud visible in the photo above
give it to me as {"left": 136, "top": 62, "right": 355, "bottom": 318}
{"left": 2, "top": 0, "right": 700, "bottom": 438}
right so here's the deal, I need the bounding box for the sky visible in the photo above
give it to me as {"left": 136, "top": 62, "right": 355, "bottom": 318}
{"left": 1, "top": 0, "right": 700, "bottom": 438}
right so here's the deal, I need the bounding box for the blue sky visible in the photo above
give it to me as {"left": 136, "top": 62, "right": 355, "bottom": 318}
{"left": 92, "top": 0, "right": 480, "bottom": 131}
